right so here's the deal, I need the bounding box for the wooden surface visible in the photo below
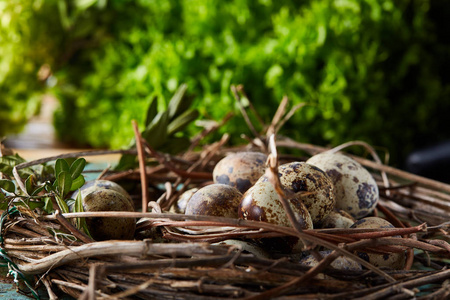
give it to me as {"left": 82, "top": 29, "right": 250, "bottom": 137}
{"left": 3, "top": 96, "right": 120, "bottom": 163}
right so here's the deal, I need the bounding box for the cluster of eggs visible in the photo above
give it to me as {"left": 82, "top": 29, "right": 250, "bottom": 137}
{"left": 178, "top": 151, "right": 405, "bottom": 269}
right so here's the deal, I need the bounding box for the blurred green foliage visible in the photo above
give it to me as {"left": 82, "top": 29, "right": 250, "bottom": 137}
{"left": 1, "top": 0, "right": 450, "bottom": 165}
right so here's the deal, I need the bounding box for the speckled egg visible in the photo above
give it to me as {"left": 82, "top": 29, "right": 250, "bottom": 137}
{"left": 213, "top": 152, "right": 268, "bottom": 193}
{"left": 351, "top": 217, "right": 406, "bottom": 269}
{"left": 239, "top": 180, "right": 313, "bottom": 253}
{"left": 257, "top": 162, "right": 335, "bottom": 225}
{"left": 185, "top": 184, "right": 242, "bottom": 218}
{"left": 307, "top": 152, "right": 378, "bottom": 219}
{"left": 82, "top": 189, "right": 136, "bottom": 241}
{"left": 239, "top": 180, "right": 313, "bottom": 229}
{"left": 319, "top": 210, "right": 355, "bottom": 229}
{"left": 72, "top": 180, "right": 133, "bottom": 207}
{"left": 169, "top": 188, "right": 198, "bottom": 214}
{"left": 300, "top": 250, "right": 362, "bottom": 278}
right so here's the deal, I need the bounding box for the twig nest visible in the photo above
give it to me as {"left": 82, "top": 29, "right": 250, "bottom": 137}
{"left": 307, "top": 152, "right": 378, "bottom": 219}
{"left": 300, "top": 250, "right": 362, "bottom": 279}
{"left": 239, "top": 180, "right": 313, "bottom": 253}
{"left": 82, "top": 189, "right": 136, "bottom": 241}
{"left": 72, "top": 180, "right": 133, "bottom": 208}
{"left": 319, "top": 210, "right": 355, "bottom": 229}
{"left": 351, "top": 217, "right": 406, "bottom": 269}
{"left": 185, "top": 184, "right": 242, "bottom": 218}
{"left": 213, "top": 152, "right": 268, "bottom": 193}
{"left": 169, "top": 188, "right": 198, "bottom": 214}
{"left": 257, "top": 162, "right": 335, "bottom": 225}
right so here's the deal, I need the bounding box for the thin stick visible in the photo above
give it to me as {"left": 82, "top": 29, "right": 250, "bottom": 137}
{"left": 51, "top": 279, "right": 110, "bottom": 298}
{"left": 231, "top": 85, "right": 260, "bottom": 139}
{"left": 236, "top": 85, "right": 266, "bottom": 126}
{"left": 267, "top": 96, "right": 289, "bottom": 137}
{"left": 87, "top": 264, "right": 97, "bottom": 300}
{"left": 15, "top": 149, "right": 137, "bottom": 170}
{"left": 142, "top": 139, "right": 212, "bottom": 180}
{"left": 132, "top": 120, "right": 149, "bottom": 212}
{"left": 42, "top": 276, "right": 58, "bottom": 300}
{"left": 17, "top": 241, "right": 214, "bottom": 274}
{"left": 54, "top": 210, "right": 94, "bottom": 244}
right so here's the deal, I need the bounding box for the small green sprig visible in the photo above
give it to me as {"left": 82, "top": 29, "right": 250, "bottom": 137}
{"left": 0, "top": 156, "right": 86, "bottom": 214}
{"left": 116, "top": 84, "right": 199, "bottom": 170}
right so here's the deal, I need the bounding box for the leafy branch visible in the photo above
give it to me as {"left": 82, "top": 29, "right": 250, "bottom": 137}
{"left": 0, "top": 155, "right": 86, "bottom": 215}
{"left": 116, "top": 84, "right": 199, "bottom": 170}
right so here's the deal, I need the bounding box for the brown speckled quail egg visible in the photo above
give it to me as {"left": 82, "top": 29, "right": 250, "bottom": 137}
{"left": 169, "top": 188, "right": 198, "bottom": 214}
{"left": 185, "top": 184, "right": 242, "bottom": 218}
{"left": 300, "top": 250, "right": 362, "bottom": 278}
{"left": 239, "top": 180, "right": 313, "bottom": 229}
{"left": 307, "top": 152, "right": 378, "bottom": 219}
{"left": 82, "top": 189, "right": 136, "bottom": 241}
{"left": 351, "top": 217, "right": 405, "bottom": 269}
{"left": 239, "top": 180, "right": 313, "bottom": 253}
{"left": 319, "top": 210, "right": 355, "bottom": 229}
{"left": 213, "top": 152, "right": 268, "bottom": 193}
{"left": 71, "top": 179, "right": 133, "bottom": 207}
{"left": 257, "top": 162, "right": 335, "bottom": 225}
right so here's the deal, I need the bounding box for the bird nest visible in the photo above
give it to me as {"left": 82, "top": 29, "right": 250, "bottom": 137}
{"left": 1, "top": 94, "right": 449, "bottom": 299}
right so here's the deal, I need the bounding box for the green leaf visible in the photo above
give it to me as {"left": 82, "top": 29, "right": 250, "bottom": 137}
{"left": 31, "top": 185, "right": 45, "bottom": 196}
{"left": 69, "top": 158, "right": 86, "bottom": 180}
{"left": 0, "top": 163, "right": 13, "bottom": 176}
{"left": 74, "top": 191, "right": 91, "bottom": 237}
{"left": 27, "top": 201, "right": 45, "bottom": 210}
{"left": 74, "top": 191, "right": 84, "bottom": 213}
{"left": 142, "top": 111, "right": 169, "bottom": 148}
{"left": 57, "top": 171, "right": 72, "bottom": 198}
{"left": 115, "top": 154, "right": 137, "bottom": 171}
{"left": 45, "top": 181, "right": 56, "bottom": 193}
{"left": 167, "top": 109, "right": 199, "bottom": 135}
{"left": 55, "top": 194, "right": 70, "bottom": 214}
{"left": 43, "top": 197, "right": 53, "bottom": 213}
{"left": 167, "top": 83, "right": 188, "bottom": 119}
{"left": 145, "top": 96, "right": 158, "bottom": 127}
{"left": 0, "top": 154, "right": 26, "bottom": 166}
{"left": 70, "top": 175, "right": 85, "bottom": 191}
{"left": 0, "top": 201, "right": 8, "bottom": 210}
{"left": 0, "top": 179, "right": 15, "bottom": 193}
{"left": 25, "top": 175, "right": 34, "bottom": 194}
{"left": 160, "top": 137, "right": 191, "bottom": 154}
{"left": 55, "top": 159, "right": 70, "bottom": 177}
{"left": 0, "top": 155, "right": 27, "bottom": 176}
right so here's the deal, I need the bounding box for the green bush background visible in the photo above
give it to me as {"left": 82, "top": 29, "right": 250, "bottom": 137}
{"left": 1, "top": 0, "right": 449, "bottom": 166}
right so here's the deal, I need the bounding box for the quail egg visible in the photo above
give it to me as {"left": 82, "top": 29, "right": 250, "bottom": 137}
{"left": 239, "top": 181, "right": 312, "bottom": 228}
{"left": 213, "top": 152, "right": 268, "bottom": 193}
{"left": 351, "top": 217, "right": 406, "bottom": 269}
{"left": 319, "top": 210, "right": 355, "bottom": 229}
{"left": 71, "top": 179, "right": 133, "bottom": 207}
{"left": 239, "top": 180, "right": 313, "bottom": 253}
{"left": 185, "top": 184, "right": 242, "bottom": 218}
{"left": 169, "top": 188, "right": 198, "bottom": 214}
{"left": 82, "top": 189, "right": 136, "bottom": 241}
{"left": 257, "top": 162, "right": 335, "bottom": 225}
{"left": 307, "top": 152, "right": 378, "bottom": 219}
